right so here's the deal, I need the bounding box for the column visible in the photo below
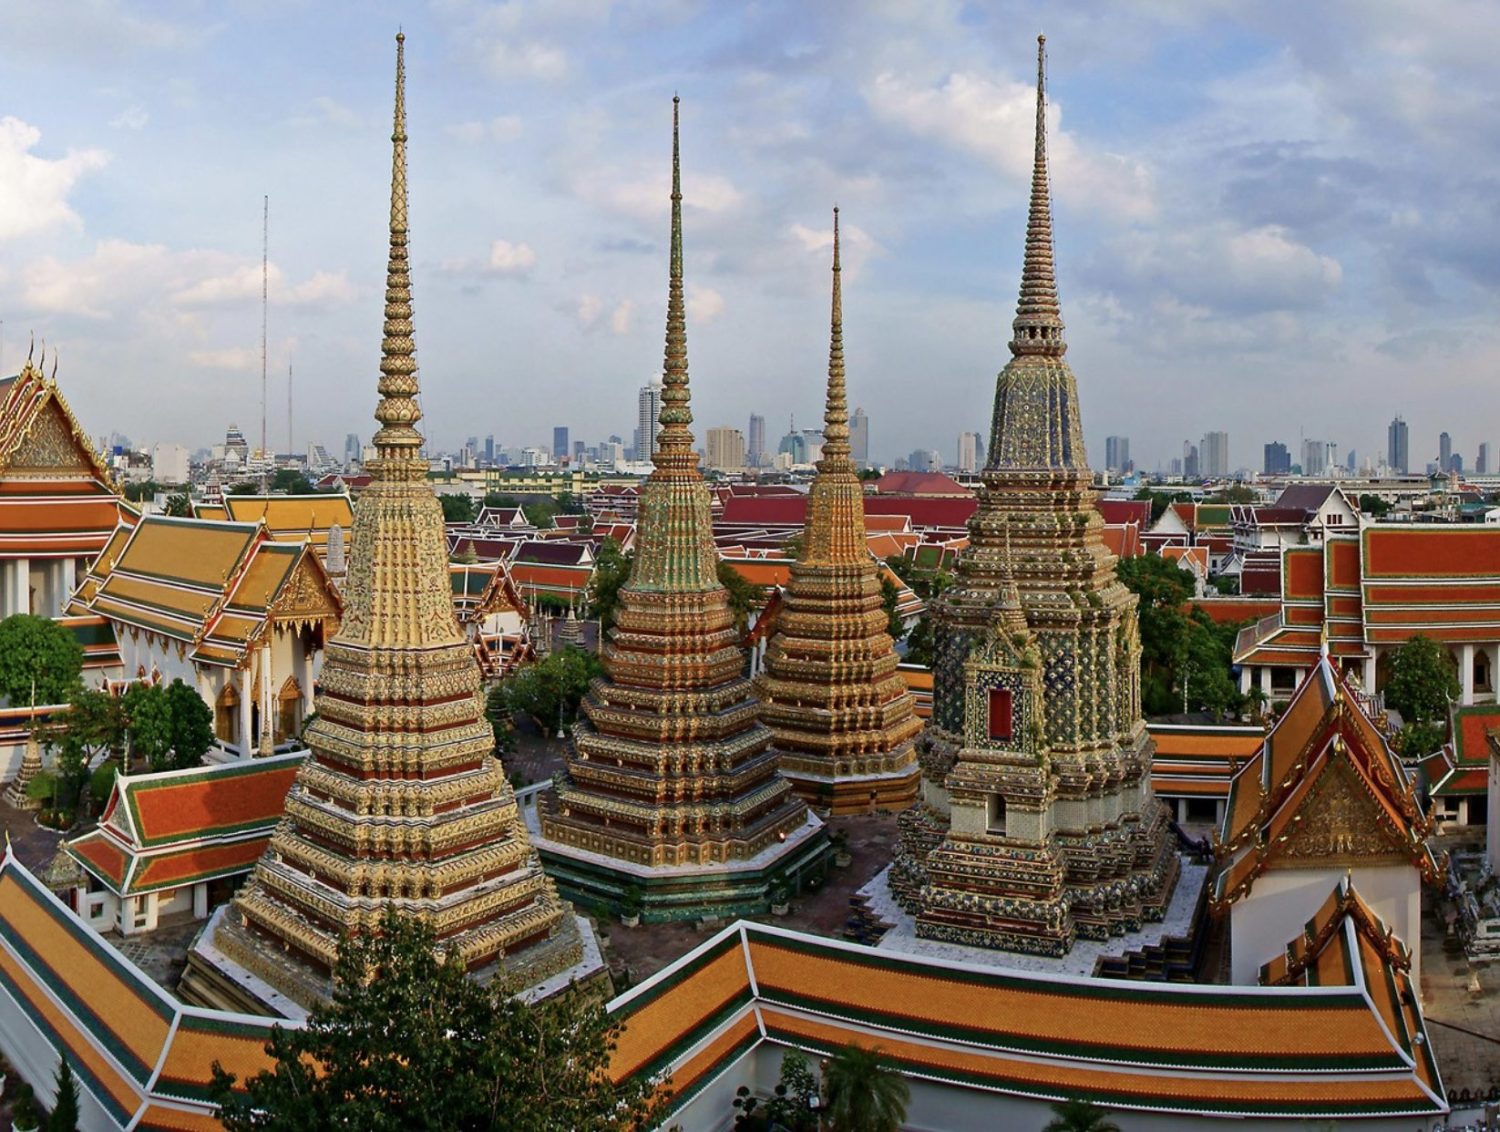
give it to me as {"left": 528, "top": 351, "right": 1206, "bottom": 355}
{"left": 60, "top": 556, "right": 77, "bottom": 612}
{"left": 193, "top": 884, "right": 209, "bottom": 919}
{"left": 15, "top": 557, "right": 29, "bottom": 615}
{"left": 259, "top": 642, "right": 274, "bottom": 755}
{"left": 1258, "top": 667, "right": 1272, "bottom": 698}
{"left": 1293, "top": 666, "right": 1305, "bottom": 688}
{"left": 120, "top": 896, "right": 137, "bottom": 937}
{"left": 1461, "top": 644, "right": 1475, "bottom": 706}
{"left": 300, "top": 628, "right": 316, "bottom": 720}
{"left": 1363, "top": 653, "right": 1377, "bottom": 692}
{"left": 238, "top": 676, "right": 253, "bottom": 758}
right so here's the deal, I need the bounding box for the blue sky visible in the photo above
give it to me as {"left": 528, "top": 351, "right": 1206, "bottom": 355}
{"left": 1, "top": 0, "right": 1497, "bottom": 471}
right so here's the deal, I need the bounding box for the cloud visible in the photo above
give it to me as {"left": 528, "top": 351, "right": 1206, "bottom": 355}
{"left": 863, "top": 70, "right": 1155, "bottom": 221}
{"left": 281, "top": 271, "right": 358, "bottom": 306}
{"left": 290, "top": 97, "right": 361, "bottom": 129}
{"left": 488, "top": 239, "right": 537, "bottom": 275}
{"left": 187, "top": 347, "right": 257, "bottom": 370}
{"left": 485, "top": 40, "right": 568, "bottom": 80}
{"left": 574, "top": 293, "right": 605, "bottom": 329}
{"left": 109, "top": 105, "right": 149, "bottom": 131}
{"left": 445, "top": 115, "right": 524, "bottom": 143}
{"left": 0, "top": 117, "right": 109, "bottom": 241}
{"left": 609, "top": 299, "right": 634, "bottom": 335}
{"left": 687, "top": 285, "right": 725, "bottom": 323}
{"left": 788, "top": 218, "right": 881, "bottom": 280}
{"left": 569, "top": 165, "right": 746, "bottom": 221}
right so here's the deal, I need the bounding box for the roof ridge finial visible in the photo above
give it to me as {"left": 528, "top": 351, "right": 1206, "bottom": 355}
{"left": 651, "top": 94, "right": 695, "bottom": 475}
{"left": 1009, "top": 33, "right": 1066, "bottom": 360}
{"left": 819, "top": 206, "right": 851, "bottom": 466}
{"left": 371, "top": 28, "right": 424, "bottom": 473}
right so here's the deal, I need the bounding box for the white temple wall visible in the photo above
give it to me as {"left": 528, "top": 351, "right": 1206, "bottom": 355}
{"left": 0, "top": 981, "right": 118, "bottom": 1132}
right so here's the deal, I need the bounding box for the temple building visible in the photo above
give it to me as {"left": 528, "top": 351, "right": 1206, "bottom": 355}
{"left": 754, "top": 211, "right": 922, "bottom": 814}
{"left": 1213, "top": 647, "right": 1439, "bottom": 986}
{"left": 180, "top": 33, "right": 583, "bottom": 1014}
{"left": 535, "top": 98, "right": 824, "bottom": 921}
{"left": 892, "top": 37, "right": 1176, "bottom": 955}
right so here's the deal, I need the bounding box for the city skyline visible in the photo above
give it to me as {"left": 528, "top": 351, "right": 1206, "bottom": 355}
{"left": 2, "top": 4, "right": 1499, "bottom": 471}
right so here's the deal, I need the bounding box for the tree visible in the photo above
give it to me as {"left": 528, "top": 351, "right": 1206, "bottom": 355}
{"left": 820, "top": 1044, "right": 909, "bottom": 1132}
{"left": 1043, "top": 1097, "right": 1121, "bottom": 1132}
{"left": 483, "top": 492, "right": 521, "bottom": 510}
{"left": 440, "top": 493, "right": 477, "bottom": 524}
{"left": 1358, "top": 493, "right": 1392, "bottom": 518}
{"left": 226, "top": 481, "right": 261, "bottom": 495}
{"left": 498, "top": 648, "right": 603, "bottom": 735}
{"left": 717, "top": 560, "right": 766, "bottom": 633}
{"left": 0, "top": 615, "right": 83, "bottom": 707}
{"left": 879, "top": 576, "right": 905, "bottom": 640}
{"left": 166, "top": 679, "right": 214, "bottom": 769}
{"left": 903, "top": 615, "right": 936, "bottom": 667}
{"left": 123, "top": 479, "right": 160, "bottom": 503}
{"left": 210, "top": 912, "right": 666, "bottom": 1132}
{"left": 1385, "top": 635, "right": 1458, "bottom": 725}
{"left": 271, "top": 468, "right": 316, "bottom": 495}
{"left": 1116, "top": 557, "right": 1244, "bottom": 717}
{"left": 521, "top": 500, "right": 557, "bottom": 529}
{"left": 45, "top": 687, "right": 126, "bottom": 770}
{"left": 164, "top": 492, "right": 193, "bottom": 517}
{"left": 588, "top": 539, "right": 633, "bottom": 633}
{"left": 555, "top": 491, "right": 585, "bottom": 515}
{"left": 123, "top": 682, "right": 175, "bottom": 769}
{"left": 47, "top": 1047, "right": 80, "bottom": 1132}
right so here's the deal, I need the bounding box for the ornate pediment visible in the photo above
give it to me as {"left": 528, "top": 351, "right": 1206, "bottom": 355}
{"left": 1271, "top": 760, "right": 1412, "bottom": 868}
{"left": 10, "top": 400, "right": 96, "bottom": 475}
{"left": 269, "top": 554, "right": 341, "bottom": 625}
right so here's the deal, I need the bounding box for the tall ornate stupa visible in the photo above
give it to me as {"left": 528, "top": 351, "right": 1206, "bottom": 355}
{"left": 892, "top": 37, "right": 1176, "bottom": 955}
{"left": 755, "top": 211, "right": 922, "bottom": 814}
{"left": 536, "top": 99, "right": 824, "bottom": 921}
{"left": 183, "top": 34, "right": 582, "bottom": 1013}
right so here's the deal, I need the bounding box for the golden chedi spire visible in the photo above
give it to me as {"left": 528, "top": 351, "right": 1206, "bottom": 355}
{"left": 894, "top": 35, "right": 1176, "bottom": 956}
{"left": 188, "top": 33, "right": 581, "bottom": 1013}
{"left": 538, "top": 98, "right": 821, "bottom": 920}
{"left": 755, "top": 210, "right": 921, "bottom": 813}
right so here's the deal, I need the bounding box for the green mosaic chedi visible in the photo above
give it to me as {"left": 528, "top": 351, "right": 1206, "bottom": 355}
{"left": 893, "top": 36, "right": 1178, "bottom": 954}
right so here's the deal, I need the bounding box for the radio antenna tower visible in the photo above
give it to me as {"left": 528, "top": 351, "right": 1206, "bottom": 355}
{"left": 260, "top": 194, "right": 269, "bottom": 491}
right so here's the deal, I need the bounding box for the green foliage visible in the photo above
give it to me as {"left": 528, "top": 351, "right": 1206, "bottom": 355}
{"left": 10, "top": 1079, "right": 40, "bottom": 1130}
{"left": 717, "top": 560, "right": 766, "bottom": 633}
{"left": 1395, "top": 719, "right": 1447, "bottom": 759}
{"left": 882, "top": 554, "right": 951, "bottom": 601}
{"left": 483, "top": 492, "right": 520, "bottom": 509}
{"left": 164, "top": 492, "right": 193, "bottom": 517}
{"left": 856, "top": 467, "right": 881, "bottom": 481}
{"left": 166, "top": 679, "right": 215, "bottom": 768}
{"left": 497, "top": 647, "right": 603, "bottom": 732}
{"left": 271, "top": 468, "right": 316, "bottom": 495}
{"left": 879, "top": 576, "right": 905, "bottom": 640}
{"left": 484, "top": 685, "right": 517, "bottom": 756}
{"left": 122, "top": 680, "right": 212, "bottom": 771}
{"left": 1211, "top": 574, "right": 1238, "bottom": 595}
{"left": 1384, "top": 635, "right": 1458, "bottom": 725}
{"left": 1117, "top": 556, "right": 1242, "bottom": 716}
{"left": 453, "top": 540, "right": 479, "bottom": 564}
{"left": 226, "top": 481, "right": 261, "bottom": 495}
{"left": 47, "top": 1047, "right": 80, "bottom": 1132}
{"left": 25, "top": 770, "right": 58, "bottom": 805}
{"left": 821, "top": 1044, "right": 909, "bottom": 1132}
{"left": 555, "top": 491, "right": 585, "bottom": 515}
{"left": 439, "top": 492, "right": 477, "bottom": 524}
{"left": 1132, "top": 486, "right": 1193, "bottom": 523}
{"left": 1358, "top": 493, "right": 1392, "bottom": 518}
{"left": 521, "top": 500, "right": 556, "bottom": 529}
{"left": 1043, "top": 1097, "right": 1122, "bottom": 1132}
{"left": 89, "top": 761, "right": 118, "bottom": 806}
{"left": 0, "top": 614, "right": 84, "bottom": 706}
{"left": 1208, "top": 483, "right": 1256, "bottom": 504}
{"left": 45, "top": 687, "right": 126, "bottom": 772}
{"left": 123, "top": 480, "right": 159, "bottom": 502}
{"left": 210, "top": 912, "right": 666, "bottom": 1132}
{"left": 903, "top": 615, "right": 936, "bottom": 667}
{"left": 588, "top": 539, "right": 632, "bottom": 632}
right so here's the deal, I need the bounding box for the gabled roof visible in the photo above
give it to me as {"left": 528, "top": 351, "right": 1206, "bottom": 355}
{"left": 1096, "top": 498, "right": 1151, "bottom": 526}
{"left": 608, "top": 919, "right": 1446, "bottom": 1124}
{"left": 1215, "top": 654, "right": 1440, "bottom": 907}
{"left": 450, "top": 560, "right": 526, "bottom": 623}
{"left": 67, "top": 754, "right": 305, "bottom": 897}
{"left": 75, "top": 516, "right": 341, "bottom": 667}
{"left": 0, "top": 362, "right": 118, "bottom": 486}
{"left": 871, "top": 470, "right": 970, "bottom": 496}
{"left": 1273, "top": 483, "right": 1344, "bottom": 515}
{"left": 1361, "top": 525, "right": 1500, "bottom": 643}
{"left": 220, "top": 493, "right": 354, "bottom": 559}
{"left": 1423, "top": 702, "right": 1500, "bottom": 797}
{"left": 1147, "top": 722, "right": 1264, "bottom": 799}
{"left": 1261, "top": 877, "right": 1409, "bottom": 987}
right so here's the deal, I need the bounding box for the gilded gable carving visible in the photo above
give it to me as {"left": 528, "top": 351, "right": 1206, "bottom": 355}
{"left": 11, "top": 403, "right": 89, "bottom": 473}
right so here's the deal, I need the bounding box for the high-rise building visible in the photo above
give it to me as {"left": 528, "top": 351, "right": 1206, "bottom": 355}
{"left": 956, "top": 431, "right": 982, "bottom": 473}
{"left": 1439, "top": 431, "right": 1453, "bottom": 473}
{"left": 344, "top": 432, "right": 361, "bottom": 465}
{"left": 1182, "top": 442, "right": 1200, "bottom": 478}
{"left": 1104, "top": 435, "right": 1130, "bottom": 474}
{"left": 756, "top": 210, "right": 920, "bottom": 812}
{"left": 849, "top": 407, "right": 869, "bottom": 467}
{"left": 1264, "top": 442, "right": 1291, "bottom": 475}
{"left": 538, "top": 96, "right": 819, "bottom": 921}
{"left": 705, "top": 426, "right": 746, "bottom": 471}
{"left": 908, "top": 448, "right": 939, "bottom": 472}
{"left": 893, "top": 37, "right": 1173, "bottom": 956}
{"left": 1302, "top": 438, "right": 1326, "bottom": 476}
{"left": 637, "top": 377, "right": 664, "bottom": 461}
{"left": 1388, "top": 416, "right": 1409, "bottom": 474}
{"left": 186, "top": 33, "right": 581, "bottom": 1011}
{"left": 1200, "top": 431, "right": 1229, "bottom": 478}
{"left": 1479, "top": 443, "right": 1490, "bottom": 475}
{"left": 552, "top": 426, "right": 569, "bottom": 464}
{"left": 483, "top": 434, "right": 494, "bottom": 464}
{"left": 747, "top": 413, "right": 766, "bottom": 467}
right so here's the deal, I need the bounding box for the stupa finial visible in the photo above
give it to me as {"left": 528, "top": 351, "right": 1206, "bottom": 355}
{"left": 372, "top": 30, "right": 423, "bottom": 467}
{"left": 1010, "top": 33, "right": 1066, "bottom": 359}
{"left": 652, "top": 95, "right": 695, "bottom": 470}
{"left": 819, "top": 207, "right": 851, "bottom": 464}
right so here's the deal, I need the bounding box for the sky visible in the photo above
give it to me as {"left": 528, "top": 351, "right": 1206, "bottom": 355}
{"left": 1, "top": 0, "right": 1498, "bottom": 472}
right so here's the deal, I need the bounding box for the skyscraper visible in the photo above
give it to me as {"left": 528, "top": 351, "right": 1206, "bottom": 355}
{"left": 1264, "top": 441, "right": 1291, "bottom": 475}
{"left": 484, "top": 434, "right": 494, "bottom": 464}
{"left": 344, "top": 432, "right": 360, "bottom": 466}
{"left": 637, "top": 377, "right": 664, "bottom": 461}
{"left": 705, "top": 426, "right": 746, "bottom": 471}
{"left": 1182, "top": 442, "right": 1200, "bottom": 478}
{"left": 956, "top": 431, "right": 982, "bottom": 473}
{"left": 1200, "top": 431, "right": 1229, "bottom": 478}
{"left": 1479, "top": 443, "right": 1490, "bottom": 476}
{"left": 1388, "top": 416, "right": 1408, "bottom": 474}
{"left": 849, "top": 407, "right": 869, "bottom": 467}
{"left": 747, "top": 413, "right": 766, "bottom": 467}
{"left": 552, "top": 426, "right": 569, "bottom": 464}
{"left": 1440, "top": 431, "right": 1453, "bottom": 473}
{"left": 1302, "top": 438, "right": 1326, "bottom": 476}
{"left": 1104, "top": 435, "right": 1130, "bottom": 474}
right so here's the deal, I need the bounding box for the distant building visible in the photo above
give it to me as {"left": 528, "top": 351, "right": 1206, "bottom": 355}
{"left": 344, "top": 432, "right": 361, "bottom": 465}
{"left": 1440, "top": 431, "right": 1453, "bottom": 473}
{"left": 637, "top": 377, "right": 664, "bottom": 461}
{"left": 1387, "top": 416, "right": 1408, "bottom": 474}
{"left": 552, "top": 426, "right": 570, "bottom": 465}
{"left": 908, "top": 448, "right": 939, "bottom": 473}
{"left": 849, "top": 407, "right": 869, "bottom": 467}
{"left": 1263, "top": 441, "right": 1291, "bottom": 475}
{"left": 151, "top": 443, "right": 190, "bottom": 485}
{"left": 777, "top": 427, "right": 807, "bottom": 464}
{"left": 801, "top": 428, "right": 825, "bottom": 465}
{"left": 1183, "top": 442, "right": 1200, "bottom": 478}
{"left": 956, "top": 431, "right": 981, "bottom": 473}
{"left": 705, "top": 426, "right": 746, "bottom": 472}
{"left": 1105, "top": 435, "right": 1130, "bottom": 474}
{"left": 747, "top": 413, "right": 766, "bottom": 467}
{"left": 1480, "top": 443, "right": 1491, "bottom": 475}
{"left": 1301, "top": 438, "right": 1326, "bottom": 477}
{"left": 1200, "top": 431, "right": 1229, "bottom": 478}
{"left": 484, "top": 435, "right": 495, "bottom": 464}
